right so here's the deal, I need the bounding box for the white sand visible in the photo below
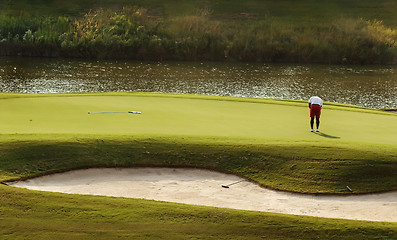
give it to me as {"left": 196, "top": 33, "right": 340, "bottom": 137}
{"left": 8, "top": 167, "right": 397, "bottom": 222}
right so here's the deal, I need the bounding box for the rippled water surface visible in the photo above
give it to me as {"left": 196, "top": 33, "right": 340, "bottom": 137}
{"left": 1, "top": 57, "right": 396, "bottom": 109}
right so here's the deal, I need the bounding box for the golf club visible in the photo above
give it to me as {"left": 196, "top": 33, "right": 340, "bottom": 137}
{"left": 221, "top": 179, "right": 247, "bottom": 188}
{"left": 88, "top": 111, "right": 141, "bottom": 114}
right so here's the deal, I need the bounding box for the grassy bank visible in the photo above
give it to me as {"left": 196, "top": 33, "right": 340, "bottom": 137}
{"left": 1, "top": 92, "right": 396, "bottom": 239}
{"left": 1, "top": 137, "right": 397, "bottom": 194}
{"left": 1, "top": 0, "right": 397, "bottom": 63}
{"left": 1, "top": 185, "right": 396, "bottom": 240}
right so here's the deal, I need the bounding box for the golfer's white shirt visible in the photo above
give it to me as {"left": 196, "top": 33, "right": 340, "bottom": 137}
{"left": 309, "top": 96, "right": 323, "bottom": 106}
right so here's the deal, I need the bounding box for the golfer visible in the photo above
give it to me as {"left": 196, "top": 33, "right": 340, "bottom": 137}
{"left": 308, "top": 96, "right": 323, "bottom": 132}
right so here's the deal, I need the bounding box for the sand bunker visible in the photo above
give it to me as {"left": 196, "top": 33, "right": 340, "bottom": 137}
{"left": 8, "top": 168, "right": 397, "bottom": 222}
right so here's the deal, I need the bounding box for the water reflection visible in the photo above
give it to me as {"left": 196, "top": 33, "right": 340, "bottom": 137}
{"left": 0, "top": 57, "right": 396, "bottom": 109}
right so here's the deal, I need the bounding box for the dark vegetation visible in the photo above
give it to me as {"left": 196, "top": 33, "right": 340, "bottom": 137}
{"left": 0, "top": 0, "right": 397, "bottom": 63}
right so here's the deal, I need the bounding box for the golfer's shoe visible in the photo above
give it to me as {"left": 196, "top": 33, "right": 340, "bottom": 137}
{"left": 310, "top": 129, "right": 314, "bottom": 132}
{"left": 316, "top": 129, "right": 319, "bottom": 132}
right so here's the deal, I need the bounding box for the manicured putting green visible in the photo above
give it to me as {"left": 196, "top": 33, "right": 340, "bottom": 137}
{"left": 0, "top": 93, "right": 396, "bottom": 145}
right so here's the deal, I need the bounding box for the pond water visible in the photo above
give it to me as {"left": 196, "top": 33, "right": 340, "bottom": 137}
{"left": 0, "top": 57, "right": 396, "bottom": 109}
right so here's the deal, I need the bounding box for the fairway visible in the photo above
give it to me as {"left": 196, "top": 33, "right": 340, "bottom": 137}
{"left": 1, "top": 93, "right": 396, "bottom": 145}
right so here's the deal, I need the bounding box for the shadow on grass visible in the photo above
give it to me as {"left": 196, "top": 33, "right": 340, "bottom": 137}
{"left": 314, "top": 132, "right": 341, "bottom": 139}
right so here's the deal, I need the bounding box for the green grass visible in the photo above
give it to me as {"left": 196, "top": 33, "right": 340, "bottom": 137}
{"left": 1, "top": 92, "right": 396, "bottom": 193}
{"left": 1, "top": 92, "right": 396, "bottom": 239}
{"left": 1, "top": 185, "right": 396, "bottom": 240}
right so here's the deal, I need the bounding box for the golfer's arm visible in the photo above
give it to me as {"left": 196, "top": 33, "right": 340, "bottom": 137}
{"left": 308, "top": 103, "right": 311, "bottom": 108}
